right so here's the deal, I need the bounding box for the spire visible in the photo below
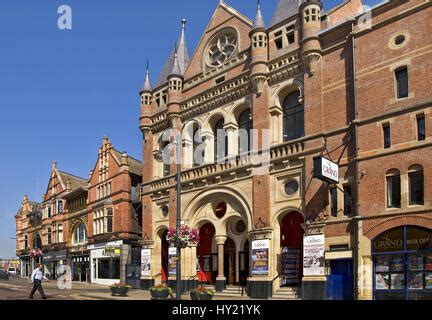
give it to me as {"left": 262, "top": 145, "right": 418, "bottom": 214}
{"left": 155, "top": 19, "right": 190, "bottom": 88}
{"left": 253, "top": 0, "right": 266, "bottom": 30}
{"left": 270, "top": 0, "right": 301, "bottom": 28}
{"left": 169, "top": 45, "right": 182, "bottom": 77}
{"left": 140, "top": 60, "right": 152, "bottom": 93}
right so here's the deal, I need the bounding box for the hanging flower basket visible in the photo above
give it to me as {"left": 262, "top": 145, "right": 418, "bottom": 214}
{"left": 29, "top": 248, "right": 42, "bottom": 258}
{"left": 166, "top": 225, "right": 200, "bottom": 248}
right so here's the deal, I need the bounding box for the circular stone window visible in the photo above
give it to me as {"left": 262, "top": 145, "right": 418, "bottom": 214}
{"left": 214, "top": 202, "right": 227, "bottom": 219}
{"left": 161, "top": 205, "right": 169, "bottom": 217}
{"left": 389, "top": 32, "right": 410, "bottom": 49}
{"left": 394, "top": 35, "right": 405, "bottom": 46}
{"left": 235, "top": 220, "right": 246, "bottom": 234}
{"left": 206, "top": 30, "right": 237, "bottom": 68}
{"left": 284, "top": 180, "right": 299, "bottom": 196}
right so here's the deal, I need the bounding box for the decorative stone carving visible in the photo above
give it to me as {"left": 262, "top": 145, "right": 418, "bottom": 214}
{"left": 302, "top": 52, "right": 321, "bottom": 76}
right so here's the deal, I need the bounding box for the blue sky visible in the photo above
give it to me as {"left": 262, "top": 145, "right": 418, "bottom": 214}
{"left": 0, "top": 0, "right": 381, "bottom": 258}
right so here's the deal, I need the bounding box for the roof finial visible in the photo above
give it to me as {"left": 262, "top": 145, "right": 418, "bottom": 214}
{"left": 181, "top": 18, "right": 186, "bottom": 31}
{"left": 169, "top": 42, "right": 182, "bottom": 77}
{"left": 141, "top": 59, "right": 152, "bottom": 93}
{"left": 253, "top": 0, "right": 266, "bottom": 30}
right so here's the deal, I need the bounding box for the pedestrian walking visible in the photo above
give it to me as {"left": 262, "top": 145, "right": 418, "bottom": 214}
{"left": 29, "top": 264, "right": 49, "bottom": 299}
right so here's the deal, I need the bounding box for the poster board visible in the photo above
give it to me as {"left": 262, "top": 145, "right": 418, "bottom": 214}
{"left": 168, "top": 247, "right": 177, "bottom": 276}
{"left": 251, "top": 239, "right": 269, "bottom": 275}
{"left": 141, "top": 249, "right": 151, "bottom": 277}
{"left": 303, "top": 234, "right": 325, "bottom": 276}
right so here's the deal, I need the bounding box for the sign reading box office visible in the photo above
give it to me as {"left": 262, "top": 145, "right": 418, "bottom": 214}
{"left": 103, "top": 245, "right": 121, "bottom": 257}
{"left": 303, "top": 234, "right": 325, "bottom": 276}
{"left": 252, "top": 239, "right": 269, "bottom": 275}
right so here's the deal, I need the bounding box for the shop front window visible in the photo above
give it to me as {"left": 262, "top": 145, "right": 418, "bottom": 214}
{"left": 97, "top": 258, "right": 120, "bottom": 279}
{"left": 373, "top": 226, "right": 432, "bottom": 300}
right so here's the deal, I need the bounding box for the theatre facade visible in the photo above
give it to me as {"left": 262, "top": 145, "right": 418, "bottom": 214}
{"left": 138, "top": 0, "right": 432, "bottom": 300}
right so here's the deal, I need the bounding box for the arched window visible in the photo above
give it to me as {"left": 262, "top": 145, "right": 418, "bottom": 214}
{"left": 283, "top": 91, "right": 304, "bottom": 141}
{"left": 238, "top": 109, "right": 253, "bottom": 153}
{"left": 214, "top": 118, "right": 228, "bottom": 162}
{"left": 409, "top": 165, "right": 424, "bottom": 205}
{"left": 72, "top": 223, "right": 87, "bottom": 245}
{"left": 386, "top": 169, "right": 401, "bottom": 208}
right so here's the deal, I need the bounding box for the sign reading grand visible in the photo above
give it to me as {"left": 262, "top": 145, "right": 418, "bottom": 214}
{"left": 313, "top": 156, "right": 339, "bottom": 184}
{"left": 303, "top": 234, "right": 325, "bottom": 276}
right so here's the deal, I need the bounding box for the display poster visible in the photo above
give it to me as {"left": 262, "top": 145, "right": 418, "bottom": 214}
{"left": 408, "top": 254, "right": 424, "bottom": 271}
{"left": 391, "top": 273, "right": 404, "bottom": 289}
{"left": 303, "top": 234, "right": 325, "bottom": 276}
{"left": 425, "top": 273, "right": 432, "bottom": 289}
{"left": 375, "top": 256, "right": 389, "bottom": 272}
{"left": 168, "top": 247, "right": 177, "bottom": 276}
{"left": 376, "top": 273, "right": 390, "bottom": 290}
{"left": 426, "top": 255, "right": 432, "bottom": 271}
{"left": 408, "top": 272, "right": 424, "bottom": 289}
{"left": 390, "top": 255, "right": 404, "bottom": 272}
{"left": 251, "top": 239, "right": 269, "bottom": 275}
{"left": 141, "top": 249, "right": 151, "bottom": 277}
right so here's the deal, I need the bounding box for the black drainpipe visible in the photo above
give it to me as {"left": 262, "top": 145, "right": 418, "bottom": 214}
{"left": 350, "top": 20, "right": 360, "bottom": 301}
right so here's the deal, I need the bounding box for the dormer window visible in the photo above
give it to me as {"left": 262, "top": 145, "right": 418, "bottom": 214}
{"left": 275, "top": 31, "right": 283, "bottom": 50}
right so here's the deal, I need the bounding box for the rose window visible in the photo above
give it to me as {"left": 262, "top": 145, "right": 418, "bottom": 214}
{"left": 206, "top": 31, "right": 237, "bottom": 68}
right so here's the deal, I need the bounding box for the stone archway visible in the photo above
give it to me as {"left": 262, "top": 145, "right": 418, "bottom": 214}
{"left": 184, "top": 186, "right": 252, "bottom": 291}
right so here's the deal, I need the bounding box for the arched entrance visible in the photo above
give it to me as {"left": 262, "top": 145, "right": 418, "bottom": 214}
{"left": 160, "top": 229, "right": 169, "bottom": 282}
{"left": 197, "top": 223, "right": 215, "bottom": 284}
{"left": 224, "top": 238, "right": 236, "bottom": 285}
{"left": 280, "top": 211, "right": 304, "bottom": 287}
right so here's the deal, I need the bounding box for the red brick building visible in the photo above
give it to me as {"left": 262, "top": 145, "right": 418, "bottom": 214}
{"left": 139, "top": 0, "right": 432, "bottom": 300}
{"left": 15, "top": 137, "right": 143, "bottom": 286}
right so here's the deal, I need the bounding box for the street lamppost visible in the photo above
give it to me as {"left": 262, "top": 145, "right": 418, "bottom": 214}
{"left": 155, "top": 128, "right": 183, "bottom": 300}
{"left": 175, "top": 129, "right": 182, "bottom": 300}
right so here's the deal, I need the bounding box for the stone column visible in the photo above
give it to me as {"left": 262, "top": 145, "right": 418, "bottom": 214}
{"left": 269, "top": 106, "right": 283, "bottom": 145}
{"left": 215, "top": 235, "right": 227, "bottom": 292}
{"left": 224, "top": 122, "right": 239, "bottom": 162}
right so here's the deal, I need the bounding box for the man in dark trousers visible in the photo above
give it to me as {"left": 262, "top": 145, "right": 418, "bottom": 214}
{"left": 29, "top": 264, "right": 49, "bottom": 299}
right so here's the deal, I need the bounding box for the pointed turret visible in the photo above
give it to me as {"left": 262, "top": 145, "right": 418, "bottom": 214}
{"left": 155, "top": 19, "right": 190, "bottom": 88}
{"left": 169, "top": 49, "right": 183, "bottom": 79}
{"left": 300, "top": 0, "right": 323, "bottom": 75}
{"left": 250, "top": 1, "right": 268, "bottom": 95}
{"left": 253, "top": 0, "right": 266, "bottom": 30}
{"left": 140, "top": 61, "right": 152, "bottom": 107}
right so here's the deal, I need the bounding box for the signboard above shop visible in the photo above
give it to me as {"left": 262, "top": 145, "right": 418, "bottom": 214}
{"left": 313, "top": 156, "right": 339, "bottom": 184}
{"left": 103, "top": 245, "right": 121, "bottom": 257}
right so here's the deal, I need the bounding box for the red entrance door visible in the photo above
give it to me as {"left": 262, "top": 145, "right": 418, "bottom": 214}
{"left": 197, "top": 223, "right": 215, "bottom": 284}
{"left": 161, "top": 230, "right": 168, "bottom": 282}
{"left": 280, "top": 211, "right": 304, "bottom": 287}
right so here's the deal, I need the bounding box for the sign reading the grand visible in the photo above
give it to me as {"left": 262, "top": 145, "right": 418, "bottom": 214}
{"left": 313, "top": 156, "right": 339, "bottom": 184}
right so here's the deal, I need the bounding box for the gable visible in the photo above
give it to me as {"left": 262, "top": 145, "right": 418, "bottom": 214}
{"left": 43, "top": 169, "right": 66, "bottom": 201}
{"left": 183, "top": 3, "right": 253, "bottom": 81}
